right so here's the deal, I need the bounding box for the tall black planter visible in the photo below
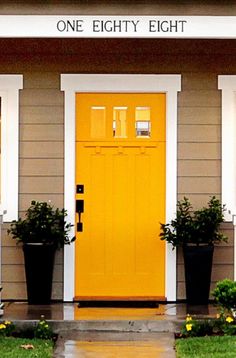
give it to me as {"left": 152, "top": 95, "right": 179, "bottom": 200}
{"left": 183, "top": 245, "right": 214, "bottom": 304}
{"left": 23, "top": 243, "right": 56, "bottom": 304}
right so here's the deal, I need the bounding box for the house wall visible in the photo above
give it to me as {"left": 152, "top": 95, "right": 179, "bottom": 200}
{"left": 0, "top": 0, "right": 235, "bottom": 300}
{"left": 0, "top": 37, "right": 233, "bottom": 300}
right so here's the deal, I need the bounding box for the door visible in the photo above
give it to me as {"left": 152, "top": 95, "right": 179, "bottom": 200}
{"left": 75, "top": 93, "right": 166, "bottom": 300}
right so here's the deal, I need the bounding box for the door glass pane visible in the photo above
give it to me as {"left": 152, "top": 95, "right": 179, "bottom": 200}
{"left": 91, "top": 106, "right": 106, "bottom": 138}
{"left": 113, "top": 107, "right": 127, "bottom": 138}
{"left": 135, "top": 107, "right": 151, "bottom": 137}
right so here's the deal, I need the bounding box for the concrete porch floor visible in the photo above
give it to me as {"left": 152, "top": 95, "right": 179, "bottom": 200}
{"left": 2, "top": 301, "right": 218, "bottom": 322}
{"left": 1, "top": 302, "right": 218, "bottom": 357}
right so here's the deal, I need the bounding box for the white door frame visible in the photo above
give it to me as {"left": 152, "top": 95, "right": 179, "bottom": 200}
{"left": 61, "top": 74, "right": 181, "bottom": 301}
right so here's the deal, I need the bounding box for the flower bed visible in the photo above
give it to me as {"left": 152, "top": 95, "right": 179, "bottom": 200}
{"left": 176, "top": 279, "right": 236, "bottom": 339}
{"left": 0, "top": 316, "right": 56, "bottom": 341}
{"left": 176, "top": 313, "right": 236, "bottom": 339}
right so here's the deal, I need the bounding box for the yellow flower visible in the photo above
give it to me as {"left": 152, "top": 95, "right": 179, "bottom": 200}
{"left": 4, "top": 321, "right": 11, "bottom": 325}
{"left": 0, "top": 324, "right": 6, "bottom": 330}
{"left": 186, "top": 314, "right": 192, "bottom": 322}
{"left": 186, "top": 323, "right": 193, "bottom": 331}
{"left": 226, "top": 316, "right": 234, "bottom": 323}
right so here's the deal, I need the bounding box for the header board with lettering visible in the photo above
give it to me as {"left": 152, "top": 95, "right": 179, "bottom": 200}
{"left": 0, "top": 16, "right": 235, "bottom": 38}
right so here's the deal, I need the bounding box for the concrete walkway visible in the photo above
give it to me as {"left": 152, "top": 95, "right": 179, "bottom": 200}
{"left": 1, "top": 302, "right": 218, "bottom": 357}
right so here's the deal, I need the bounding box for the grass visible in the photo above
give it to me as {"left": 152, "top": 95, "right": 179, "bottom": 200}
{"left": 176, "top": 335, "right": 236, "bottom": 358}
{"left": 0, "top": 336, "right": 53, "bottom": 358}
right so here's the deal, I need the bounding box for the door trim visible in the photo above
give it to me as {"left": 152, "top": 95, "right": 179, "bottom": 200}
{"left": 61, "top": 74, "right": 181, "bottom": 301}
{"left": 218, "top": 75, "right": 236, "bottom": 281}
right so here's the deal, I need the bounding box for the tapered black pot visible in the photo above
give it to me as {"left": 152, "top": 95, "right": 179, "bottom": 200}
{"left": 183, "top": 244, "right": 214, "bottom": 304}
{"left": 23, "top": 243, "right": 56, "bottom": 304}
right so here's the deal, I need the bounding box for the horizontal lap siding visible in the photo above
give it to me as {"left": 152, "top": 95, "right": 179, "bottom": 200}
{"left": 178, "top": 73, "right": 221, "bottom": 208}
{"left": 1, "top": 43, "right": 234, "bottom": 300}
{"left": 177, "top": 73, "right": 233, "bottom": 299}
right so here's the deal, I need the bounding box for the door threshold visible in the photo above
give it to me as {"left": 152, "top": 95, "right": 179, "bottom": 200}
{"left": 74, "top": 296, "right": 166, "bottom": 301}
{"left": 74, "top": 296, "right": 166, "bottom": 308}
{"left": 76, "top": 301, "right": 161, "bottom": 308}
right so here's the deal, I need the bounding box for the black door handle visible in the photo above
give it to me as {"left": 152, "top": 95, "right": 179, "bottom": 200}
{"left": 76, "top": 199, "right": 84, "bottom": 232}
{"left": 76, "top": 200, "right": 84, "bottom": 213}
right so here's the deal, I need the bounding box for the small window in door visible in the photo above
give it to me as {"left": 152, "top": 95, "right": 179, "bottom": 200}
{"left": 135, "top": 107, "right": 151, "bottom": 137}
{"left": 91, "top": 106, "right": 106, "bottom": 138}
{"left": 113, "top": 107, "right": 127, "bottom": 138}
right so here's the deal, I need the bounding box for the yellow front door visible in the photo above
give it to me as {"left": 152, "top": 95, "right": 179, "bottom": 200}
{"left": 75, "top": 93, "right": 166, "bottom": 300}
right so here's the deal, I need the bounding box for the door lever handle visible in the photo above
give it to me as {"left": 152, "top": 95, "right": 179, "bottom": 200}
{"left": 76, "top": 200, "right": 84, "bottom": 232}
{"left": 76, "top": 200, "right": 84, "bottom": 213}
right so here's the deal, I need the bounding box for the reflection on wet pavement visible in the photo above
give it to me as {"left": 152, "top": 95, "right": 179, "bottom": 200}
{"left": 54, "top": 332, "right": 176, "bottom": 358}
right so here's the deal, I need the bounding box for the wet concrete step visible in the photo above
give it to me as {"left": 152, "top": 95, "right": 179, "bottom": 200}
{"left": 12, "top": 318, "right": 182, "bottom": 333}
{"left": 53, "top": 332, "right": 176, "bottom": 358}
{"left": 51, "top": 319, "right": 181, "bottom": 333}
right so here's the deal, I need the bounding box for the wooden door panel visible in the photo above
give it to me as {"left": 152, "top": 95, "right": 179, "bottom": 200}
{"left": 75, "top": 93, "right": 166, "bottom": 299}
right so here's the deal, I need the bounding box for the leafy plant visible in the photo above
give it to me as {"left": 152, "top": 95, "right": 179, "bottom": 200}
{"left": 8, "top": 201, "right": 75, "bottom": 250}
{"left": 180, "top": 314, "right": 236, "bottom": 338}
{"left": 212, "top": 279, "right": 236, "bottom": 312}
{"left": 34, "top": 316, "right": 53, "bottom": 340}
{"left": 160, "top": 196, "right": 227, "bottom": 248}
{"left": 221, "top": 316, "right": 236, "bottom": 335}
{"left": 180, "top": 315, "right": 214, "bottom": 338}
{"left": 0, "top": 321, "right": 15, "bottom": 337}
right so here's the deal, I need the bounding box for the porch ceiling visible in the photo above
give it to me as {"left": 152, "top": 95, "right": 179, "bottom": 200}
{"left": 0, "top": 38, "right": 236, "bottom": 57}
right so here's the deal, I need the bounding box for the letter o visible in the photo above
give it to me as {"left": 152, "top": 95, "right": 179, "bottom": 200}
{"left": 57, "top": 20, "right": 66, "bottom": 32}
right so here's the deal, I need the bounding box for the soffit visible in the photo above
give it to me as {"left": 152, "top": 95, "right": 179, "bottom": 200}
{"left": 0, "top": 1, "right": 236, "bottom": 16}
{"left": 0, "top": 38, "right": 235, "bottom": 56}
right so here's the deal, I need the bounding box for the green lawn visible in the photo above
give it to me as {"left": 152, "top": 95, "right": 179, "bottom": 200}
{"left": 176, "top": 336, "right": 236, "bottom": 358}
{"left": 0, "top": 336, "right": 53, "bottom": 358}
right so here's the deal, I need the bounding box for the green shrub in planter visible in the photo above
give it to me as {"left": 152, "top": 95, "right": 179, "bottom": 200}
{"left": 160, "top": 196, "right": 228, "bottom": 304}
{"left": 8, "top": 200, "right": 75, "bottom": 249}
{"left": 160, "top": 196, "right": 227, "bottom": 247}
{"left": 212, "top": 279, "right": 236, "bottom": 313}
{"left": 7, "top": 201, "right": 75, "bottom": 304}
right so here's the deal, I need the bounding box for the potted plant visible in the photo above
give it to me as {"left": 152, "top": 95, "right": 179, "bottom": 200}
{"left": 8, "top": 200, "right": 75, "bottom": 304}
{"left": 160, "top": 196, "right": 228, "bottom": 304}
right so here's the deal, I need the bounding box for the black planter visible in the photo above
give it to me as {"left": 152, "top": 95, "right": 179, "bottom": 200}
{"left": 183, "top": 245, "right": 214, "bottom": 304}
{"left": 23, "top": 243, "right": 56, "bottom": 304}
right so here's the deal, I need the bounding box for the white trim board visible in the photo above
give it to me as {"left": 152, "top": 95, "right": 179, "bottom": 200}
{"left": 0, "top": 75, "right": 23, "bottom": 222}
{"left": 218, "top": 75, "right": 236, "bottom": 280}
{"left": 2, "top": 16, "right": 236, "bottom": 39}
{"left": 61, "top": 74, "right": 181, "bottom": 301}
{"left": 218, "top": 76, "right": 236, "bottom": 221}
